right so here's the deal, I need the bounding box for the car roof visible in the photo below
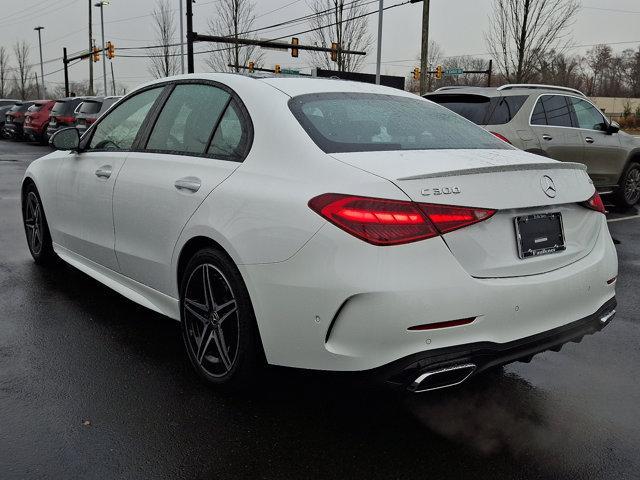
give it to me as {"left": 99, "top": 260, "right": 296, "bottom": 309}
{"left": 426, "top": 84, "right": 586, "bottom": 98}
{"left": 136, "top": 73, "right": 415, "bottom": 99}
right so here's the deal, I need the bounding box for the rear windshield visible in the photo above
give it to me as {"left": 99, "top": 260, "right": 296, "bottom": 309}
{"left": 27, "top": 104, "right": 44, "bottom": 112}
{"left": 8, "top": 103, "right": 29, "bottom": 113}
{"left": 427, "top": 94, "right": 528, "bottom": 125}
{"left": 99, "top": 98, "right": 120, "bottom": 113}
{"left": 288, "top": 93, "right": 509, "bottom": 153}
{"left": 79, "top": 101, "right": 103, "bottom": 114}
{"left": 52, "top": 100, "right": 79, "bottom": 115}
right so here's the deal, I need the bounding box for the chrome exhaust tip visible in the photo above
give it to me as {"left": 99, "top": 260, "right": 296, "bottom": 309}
{"left": 408, "top": 363, "right": 476, "bottom": 393}
{"left": 599, "top": 309, "right": 616, "bottom": 324}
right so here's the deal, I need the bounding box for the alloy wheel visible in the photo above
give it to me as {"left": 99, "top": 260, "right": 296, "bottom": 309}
{"left": 183, "top": 263, "right": 240, "bottom": 378}
{"left": 624, "top": 168, "right": 640, "bottom": 205}
{"left": 24, "top": 192, "right": 44, "bottom": 255}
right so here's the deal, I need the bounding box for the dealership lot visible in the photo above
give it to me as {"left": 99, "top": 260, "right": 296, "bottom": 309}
{"left": 1, "top": 142, "right": 639, "bottom": 479}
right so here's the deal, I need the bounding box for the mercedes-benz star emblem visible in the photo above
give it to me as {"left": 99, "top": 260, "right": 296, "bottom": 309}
{"left": 541, "top": 175, "right": 557, "bottom": 198}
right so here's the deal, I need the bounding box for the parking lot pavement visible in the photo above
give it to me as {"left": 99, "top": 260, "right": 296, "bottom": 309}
{"left": 1, "top": 141, "right": 639, "bottom": 480}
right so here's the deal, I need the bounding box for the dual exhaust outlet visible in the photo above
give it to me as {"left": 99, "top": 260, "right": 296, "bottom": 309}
{"left": 408, "top": 363, "right": 476, "bottom": 393}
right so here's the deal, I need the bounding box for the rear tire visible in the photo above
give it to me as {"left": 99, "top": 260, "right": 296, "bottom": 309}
{"left": 614, "top": 161, "right": 640, "bottom": 209}
{"left": 179, "top": 248, "right": 263, "bottom": 389}
{"left": 22, "top": 184, "right": 57, "bottom": 265}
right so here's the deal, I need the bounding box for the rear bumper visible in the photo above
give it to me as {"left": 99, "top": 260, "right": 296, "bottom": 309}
{"left": 242, "top": 214, "right": 617, "bottom": 372}
{"left": 377, "top": 296, "right": 616, "bottom": 389}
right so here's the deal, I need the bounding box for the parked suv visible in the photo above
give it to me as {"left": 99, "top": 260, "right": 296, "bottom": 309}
{"left": 24, "top": 100, "right": 55, "bottom": 144}
{"left": 3, "top": 101, "right": 35, "bottom": 140}
{"left": 75, "top": 96, "right": 121, "bottom": 135}
{"left": 425, "top": 84, "right": 640, "bottom": 208}
{"left": 46, "top": 97, "right": 89, "bottom": 139}
{"left": 0, "top": 104, "right": 16, "bottom": 139}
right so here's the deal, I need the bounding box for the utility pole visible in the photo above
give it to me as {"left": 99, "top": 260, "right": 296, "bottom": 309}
{"left": 110, "top": 62, "right": 116, "bottom": 95}
{"left": 419, "top": 0, "right": 430, "bottom": 95}
{"left": 375, "top": 0, "right": 383, "bottom": 85}
{"left": 34, "top": 26, "right": 46, "bottom": 98}
{"left": 186, "top": 0, "right": 194, "bottom": 73}
{"left": 89, "top": 0, "right": 94, "bottom": 95}
{"left": 179, "top": 0, "right": 185, "bottom": 74}
{"left": 95, "top": 1, "right": 109, "bottom": 95}
{"left": 63, "top": 48, "right": 69, "bottom": 97}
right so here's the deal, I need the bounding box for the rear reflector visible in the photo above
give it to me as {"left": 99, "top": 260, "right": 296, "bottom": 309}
{"left": 408, "top": 317, "right": 476, "bottom": 331}
{"left": 309, "top": 193, "right": 495, "bottom": 246}
{"left": 581, "top": 191, "right": 606, "bottom": 214}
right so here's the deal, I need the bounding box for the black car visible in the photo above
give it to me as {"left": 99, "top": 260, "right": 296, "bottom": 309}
{"left": 3, "top": 101, "right": 35, "bottom": 140}
{"left": 46, "top": 97, "right": 91, "bottom": 139}
{"left": 75, "top": 96, "right": 121, "bottom": 135}
{"left": 0, "top": 104, "right": 15, "bottom": 139}
{"left": 0, "top": 99, "right": 20, "bottom": 108}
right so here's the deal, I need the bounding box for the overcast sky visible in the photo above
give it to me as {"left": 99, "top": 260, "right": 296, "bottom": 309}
{"left": 0, "top": 0, "right": 639, "bottom": 95}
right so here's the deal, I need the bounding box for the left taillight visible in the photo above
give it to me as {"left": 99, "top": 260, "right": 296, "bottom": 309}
{"left": 581, "top": 191, "right": 606, "bottom": 214}
{"left": 490, "top": 131, "right": 512, "bottom": 144}
{"left": 308, "top": 193, "right": 496, "bottom": 246}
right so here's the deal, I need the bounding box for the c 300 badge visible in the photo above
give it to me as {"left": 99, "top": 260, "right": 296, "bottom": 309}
{"left": 421, "top": 186, "right": 461, "bottom": 196}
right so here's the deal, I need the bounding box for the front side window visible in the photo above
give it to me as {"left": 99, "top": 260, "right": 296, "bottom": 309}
{"left": 147, "top": 84, "right": 230, "bottom": 154}
{"left": 89, "top": 87, "right": 162, "bottom": 151}
{"left": 530, "top": 95, "right": 572, "bottom": 127}
{"left": 570, "top": 97, "right": 605, "bottom": 131}
{"left": 289, "top": 93, "right": 509, "bottom": 153}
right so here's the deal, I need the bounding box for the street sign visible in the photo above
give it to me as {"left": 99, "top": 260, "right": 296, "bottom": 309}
{"left": 281, "top": 68, "right": 300, "bottom": 75}
{"left": 444, "top": 68, "right": 464, "bottom": 76}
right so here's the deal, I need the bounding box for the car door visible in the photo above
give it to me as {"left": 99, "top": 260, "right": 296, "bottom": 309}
{"left": 53, "top": 87, "right": 165, "bottom": 270}
{"left": 568, "top": 96, "right": 627, "bottom": 187}
{"left": 529, "top": 94, "right": 584, "bottom": 163}
{"left": 112, "top": 82, "right": 252, "bottom": 296}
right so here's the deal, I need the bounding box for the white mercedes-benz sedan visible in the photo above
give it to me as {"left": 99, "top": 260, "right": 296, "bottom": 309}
{"left": 22, "top": 74, "right": 617, "bottom": 391}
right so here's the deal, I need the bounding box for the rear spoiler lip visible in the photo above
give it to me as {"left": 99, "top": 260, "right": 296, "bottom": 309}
{"left": 396, "top": 162, "right": 587, "bottom": 181}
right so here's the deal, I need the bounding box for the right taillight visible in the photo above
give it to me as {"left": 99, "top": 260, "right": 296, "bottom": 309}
{"left": 490, "top": 131, "right": 512, "bottom": 144}
{"left": 582, "top": 191, "right": 606, "bottom": 214}
{"left": 308, "top": 193, "right": 495, "bottom": 246}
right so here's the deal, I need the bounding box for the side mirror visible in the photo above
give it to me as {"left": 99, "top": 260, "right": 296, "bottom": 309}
{"left": 606, "top": 121, "right": 620, "bottom": 135}
{"left": 49, "top": 127, "right": 81, "bottom": 151}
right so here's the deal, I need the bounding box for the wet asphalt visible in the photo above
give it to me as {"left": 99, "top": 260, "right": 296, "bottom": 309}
{"left": 1, "top": 141, "right": 639, "bottom": 480}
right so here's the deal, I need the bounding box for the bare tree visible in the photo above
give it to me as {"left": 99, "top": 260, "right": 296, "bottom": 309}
{"left": 586, "top": 44, "right": 612, "bottom": 96}
{"left": 206, "top": 0, "right": 263, "bottom": 73}
{"left": 0, "top": 46, "right": 9, "bottom": 98}
{"left": 485, "top": 0, "right": 579, "bottom": 83}
{"left": 307, "top": 0, "right": 371, "bottom": 72}
{"left": 12, "top": 41, "right": 32, "bottom": 100}
{"left": 147, "top": 0, "right": 180, "bottom": 79}
{"left": 536, "top": 51, "right": 584, "bottom": 90}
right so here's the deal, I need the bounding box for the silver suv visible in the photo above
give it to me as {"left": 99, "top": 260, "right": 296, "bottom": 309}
{"left": 426, "top": 84, "right": 640, "bottom": 208}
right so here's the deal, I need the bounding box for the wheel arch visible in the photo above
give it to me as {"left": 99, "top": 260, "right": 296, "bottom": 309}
{"left": 176, "top": 235, "right": 237, "bottom": 294}
{"left": 617, "top": 149, "right": 640, "bottom": 184}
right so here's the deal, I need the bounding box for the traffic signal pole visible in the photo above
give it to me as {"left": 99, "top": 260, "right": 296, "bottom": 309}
{"left": 375, "top": 0, "right": 383, "bottom": 85}
{"left": 63, "top": 48, "right": 69, "bottom": 97}
{"left": 186, "top": 0, "right": 194, "bottom": 73}
{"left": 419, "top": 0, "right": 430, "bottom": 95}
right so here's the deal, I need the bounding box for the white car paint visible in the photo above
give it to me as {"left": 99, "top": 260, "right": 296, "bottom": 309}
{"left": 23, "top": 73, "right": 617, "bottom": 374}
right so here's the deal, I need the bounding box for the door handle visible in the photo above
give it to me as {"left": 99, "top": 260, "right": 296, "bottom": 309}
{"left": 585, "top": 136, "right": 594, "bottom": 144}
{"left": 542, "top": 134, "right": 553, "bottom": 141}
{"left": 174, "top": 176, "right": 201, "bottom": 193}
{"left": 95, "top": 165, "right": 112, "bottom": 179}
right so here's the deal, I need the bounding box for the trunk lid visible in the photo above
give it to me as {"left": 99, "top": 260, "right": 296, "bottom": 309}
{"left": 331, "top": 149, "right": 599, "bottom": 278}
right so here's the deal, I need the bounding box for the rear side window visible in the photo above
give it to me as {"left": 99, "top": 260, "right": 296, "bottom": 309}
{"left": 289, "top": 93, "right": 510, "bottom": 153}
{"left": 530, "top": 95, "right": 572, "bottom": 127}
{"left": 486, "top": 96, "right": 528, "bottom": 125}
{"left": 207, "top": 100, "right": 248, "bottom": 159}
{"left": 426, "top": 94, "right": 492, "bottom": 124}
{"left": 147, "top": 84, "right": 230, "bottom": 154}
{"left": 79, "top": 101, "right": 103, "bottom": 114}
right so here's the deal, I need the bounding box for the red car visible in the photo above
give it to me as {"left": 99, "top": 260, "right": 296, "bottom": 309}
{"left": 24, "top": 100, "right": 55, "bottom": 144}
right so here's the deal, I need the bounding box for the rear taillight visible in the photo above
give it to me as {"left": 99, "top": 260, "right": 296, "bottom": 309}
{"left": 581, "top": 191, "right": 606, "bottom": 214}
{"left": 309, "top": 193, "right": 496, "bottom": 246}
{"left": 59, "top": 115, "right": 75, "bottom": 124}
{"left": 490, "top": 131, "right": 512, "bottom": 144}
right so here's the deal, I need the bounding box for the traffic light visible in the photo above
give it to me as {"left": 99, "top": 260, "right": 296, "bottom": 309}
{"left": 274, "top": 64, "right": 281, "bottom": 74}
{"left": 106, "top": 41, "right": 115, "bottom": 59}
{"left": 247, "top": 61, "right": 255, "bottom": 73}
{"left": 330, "top": 42, "right": 338, "bottom": 62}
{"left": 435, "top": 65, "right": 443, "bottom": 80}
{"left": 412, "top": 67, "right": 420, "bottom": 80}
{"left": 291, "top": 37, "right": 299, "bottom": 58}
{"left": 92, "top": 46, "right": 100, "bottom": 62}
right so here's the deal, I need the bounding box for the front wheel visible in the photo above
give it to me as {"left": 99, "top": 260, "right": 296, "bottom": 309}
{"left": 614, "top": 162, "right": 640, "bottom": 209}
{"left": 180, "top": 248, "right": 263, "bottom": 388}
{"left": 22, "top": 184, "right": 57, "bottom": 264}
